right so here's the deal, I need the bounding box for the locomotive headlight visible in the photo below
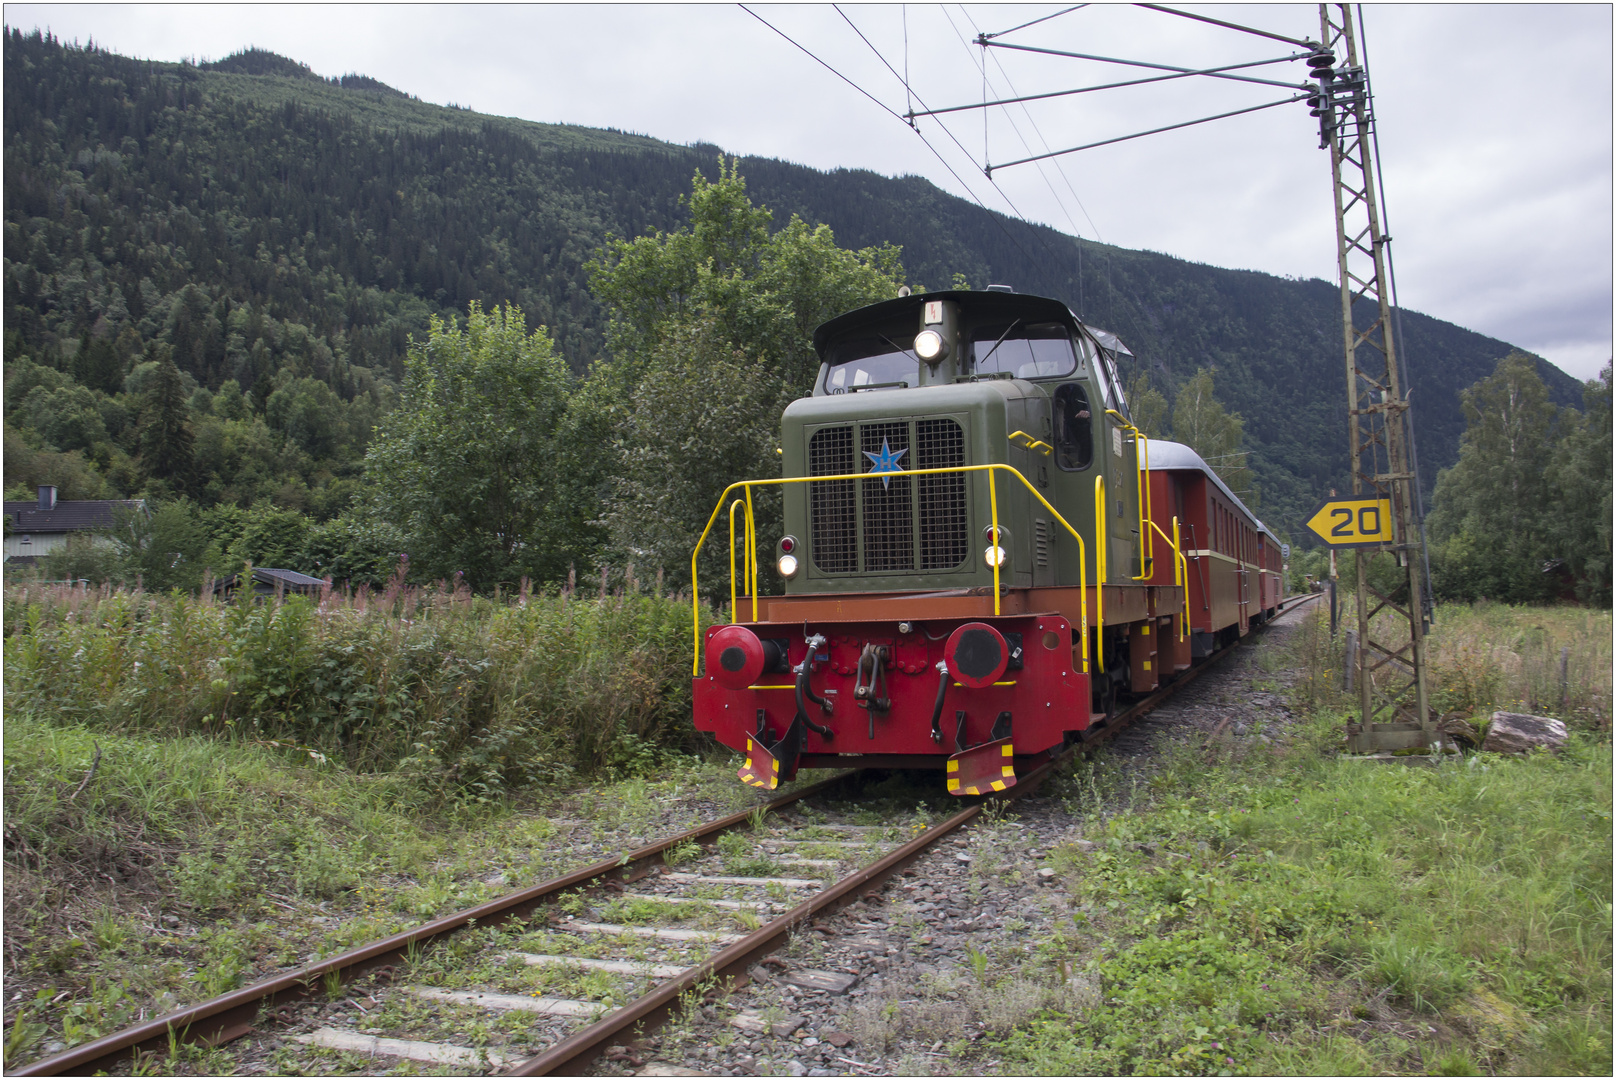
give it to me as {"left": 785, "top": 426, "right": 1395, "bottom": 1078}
{"left": 914, "top": 329, "right": 945, "bottom": 362}
{"left": 778, "top": 554, "right": 799, "bottom": 578}
{"left": 983, "top": 545, "right": 1008, "bottom": 568}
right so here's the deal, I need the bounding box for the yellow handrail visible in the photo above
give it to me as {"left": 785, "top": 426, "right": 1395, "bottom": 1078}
{"left": 1172, "top": 516, "right": 1187, "bottom": 642}
{"left": 691, "top": 463, "right": 1088, "bottom": 679}
{"left": 745, "top": 487, "right": 758, "bottom": 620}
{"left": 1008, "top": 429, "right": 1053, "bottom": 456}
{"left": 727, "top": 499, "right": 753, "bottom": 625}
{"left": 725, "top": 492, "right": 764, "bottom": 624}
{"left": 1105, "top": 409, "right": 1154, "bottom": 580}
{"left": 1093, "top": 474, "right": 1105, "bottom": 674}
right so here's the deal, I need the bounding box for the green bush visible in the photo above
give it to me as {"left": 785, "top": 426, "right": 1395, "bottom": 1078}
{"left": 4, "top": 580, "right": 715, "bottom": 800}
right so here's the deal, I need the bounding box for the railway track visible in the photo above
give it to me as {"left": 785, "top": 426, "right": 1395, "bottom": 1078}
{"left": 16, "top": 594, "right": 1319, "bottom": 1077}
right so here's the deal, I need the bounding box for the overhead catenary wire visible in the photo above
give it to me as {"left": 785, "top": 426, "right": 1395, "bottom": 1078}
{"left": 831, "top": 3, "right": 1105, "bottom": 320}
{"left": 1136, "top": 4, "right": 1317, "bottom": 50}
{"left": 938, "top": 4, "right": 1101, "bottom": 262}
{"left": 924, "top": 5, "right": 1097, "bottom": 286}
{"left": 822, "top": 4, "right": 1077, "bottom": 276}
{"left": 979, "top": 5, "right": 1086, "bottom": 42}
{"left": 988, "top": 93, "right": 1309, "bottom": 175}
{"left": 980, "top": 39, "right": 1313, "bottom": 92}
{"left": 741, "top": 5, "right": 909, "bottom": 125}
{"left": 745, "top": 4, "right": 1045, "bottom": 272}
{"left": 956, "top": 4, "right": 1105, "bottom": 320}
{"left": 907, "top": 53, "right": 1310, "bottom": 119}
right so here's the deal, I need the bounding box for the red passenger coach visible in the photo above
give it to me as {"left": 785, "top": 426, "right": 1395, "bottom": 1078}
{"left": 1144, "top": 440, "right": 1280, "bottom": 656}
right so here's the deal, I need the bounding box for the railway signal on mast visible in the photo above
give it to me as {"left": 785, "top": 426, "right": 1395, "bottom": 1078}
{"left": 1309, "top": 4, "right": 1433, "bottom": 755}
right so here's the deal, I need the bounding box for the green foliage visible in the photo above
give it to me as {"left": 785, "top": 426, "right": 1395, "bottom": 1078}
{"left": 604, "top": 317, "right": 786, "bottom": 589}
{"left": 1429, "top": 354, "right": 1610, "bottom": 604}
{"left": 101, "top": 501, "right": 221, "bottom": 592}
{"left": 1547, "top": 363, "right": 1613, "bottom": 604}
{"left": 1125, "top": 370, "right": 1169, "bottom": 440}
{"left": 1172, "top": 367, "right": 1253, "bottom": 502}
{"left": 137, "top": 349, "right": 197, "bottom": 493}
{"left": 364, "top": 302, "right": 574, "bottom": 589}
{"left": 584, "top": 160, "right": 903, "bottom": 588}
{"left": 5, "top": 580, "right": 713, "bottom": 798}
{"left": 999, "top": 605, "right": 1610, "bottom": 1076}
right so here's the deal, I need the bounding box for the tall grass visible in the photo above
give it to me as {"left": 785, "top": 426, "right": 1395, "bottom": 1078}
{"left": 4, "top": 579, "right": 715, "bottom": 801}
{"left": 1424, "top": 602, "right": 1611, "bottom": 727}
{"left": 1292, "top": 597, "right": 1611, "bottom": 730}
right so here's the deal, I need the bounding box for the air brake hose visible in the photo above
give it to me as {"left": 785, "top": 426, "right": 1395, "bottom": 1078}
{"left": 795, "top": 664, "right": 834, "bottom": 738}
{"left": 929, "top": 661, "right": 950, "bottom": 744}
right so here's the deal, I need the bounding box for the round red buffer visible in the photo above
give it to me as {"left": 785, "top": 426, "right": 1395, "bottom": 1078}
{"left": 707, "top": 624, "right": 768, "bottom": 690}
{"left": 944, "top": 622, "right": 1010, "bottom": 689}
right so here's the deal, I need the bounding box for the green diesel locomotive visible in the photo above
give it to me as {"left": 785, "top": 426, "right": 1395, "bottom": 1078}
{"left": 692, "top": 287, "right": 1281, "bottom": 795}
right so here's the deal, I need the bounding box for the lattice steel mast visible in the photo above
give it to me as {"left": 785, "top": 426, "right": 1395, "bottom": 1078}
{"left": 1308, "top": 4, "right": 1431, "bottom": 753}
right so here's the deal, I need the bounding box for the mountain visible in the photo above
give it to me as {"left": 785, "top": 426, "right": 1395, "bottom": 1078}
{"left": 1, "top": 29, "right": 1585, "bottom": 541}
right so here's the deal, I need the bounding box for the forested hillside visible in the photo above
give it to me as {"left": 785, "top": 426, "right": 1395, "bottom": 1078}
{"left": 2, "top": 29, "right": 1588, "bottom": 558}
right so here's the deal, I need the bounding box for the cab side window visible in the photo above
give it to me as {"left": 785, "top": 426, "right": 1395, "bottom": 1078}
{"left": 1054, "top": 383, "right": 1093, "bottom": 471}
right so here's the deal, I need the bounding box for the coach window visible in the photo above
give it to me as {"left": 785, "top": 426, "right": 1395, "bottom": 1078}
{"left": 1054, "top": 383, "right": 1093, "bottom": 471}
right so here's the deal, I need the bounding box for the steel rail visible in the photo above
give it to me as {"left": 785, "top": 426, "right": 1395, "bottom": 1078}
{"left": 507, "top": 591, "right": 1321, "bottom": 1075}
{"left": 11, "top": 772, "right": 860, "bottom": 1076}
{"left": 506, "top": 799, "right": 985, "bottom": 1075}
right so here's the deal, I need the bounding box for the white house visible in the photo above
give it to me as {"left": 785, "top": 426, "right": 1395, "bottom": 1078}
{"left": 3, "top": 486, "right": 145, "bottom": 566}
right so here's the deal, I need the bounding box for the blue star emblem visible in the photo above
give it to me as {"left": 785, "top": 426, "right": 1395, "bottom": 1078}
{"left": 863, "top": 439, "right": 908, "bottom": 489}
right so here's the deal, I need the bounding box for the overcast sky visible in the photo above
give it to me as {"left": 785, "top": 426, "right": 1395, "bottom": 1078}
{"left": 10, "top": 3, "right": 1612, "bottom": 381}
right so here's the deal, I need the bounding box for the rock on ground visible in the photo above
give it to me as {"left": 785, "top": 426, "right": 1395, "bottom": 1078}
{"left": 1482, "top": 711, "right": 1568, "bottom": 754}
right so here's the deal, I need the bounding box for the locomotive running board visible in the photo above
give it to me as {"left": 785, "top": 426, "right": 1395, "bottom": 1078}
{"left": 946, "top": 737, "right": 1016, "bottom": 796}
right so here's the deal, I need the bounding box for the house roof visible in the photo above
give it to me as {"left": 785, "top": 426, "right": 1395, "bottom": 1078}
{"left": 212, "top": 567, "right": 330, "bottom": 593}
{"left": 4, "top": 500, "right": 144, "bottom": 534}
{"left": 252, "top": 568, "right": 328, "bottom": 587}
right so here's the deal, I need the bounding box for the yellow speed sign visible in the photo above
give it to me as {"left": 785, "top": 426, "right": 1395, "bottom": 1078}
{"left": 1304, "top": 497, "right": 1394, "bottom": 548}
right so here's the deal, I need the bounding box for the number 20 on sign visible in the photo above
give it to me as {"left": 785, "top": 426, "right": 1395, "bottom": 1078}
{"left": 1304, "top": 497, "right": 1395, "bottom": 548}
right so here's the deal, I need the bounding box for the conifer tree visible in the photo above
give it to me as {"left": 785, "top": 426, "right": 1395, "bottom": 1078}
{"left": 139, "top": 347, "right": 196, "bottom": 491}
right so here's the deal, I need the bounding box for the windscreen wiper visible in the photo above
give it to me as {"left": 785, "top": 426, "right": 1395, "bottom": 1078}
{"left": 975, "top": 319, "right": 1023, "bottom": 370}
{"left": 878, "top": 333, "right": 918, "bottom": 364}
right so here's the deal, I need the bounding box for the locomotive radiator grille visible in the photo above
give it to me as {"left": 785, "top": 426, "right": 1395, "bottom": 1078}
{"left": 915, "top": 418, "right": 969, "bottom": 569}
{"left": 860, "top": 421, "right": 914, "bottom": 572}
{"left": 808, "top": 426, "right": 857, "bottom": 574}
{"left": 805, "top": 418, "right": 970, "bottom": 575}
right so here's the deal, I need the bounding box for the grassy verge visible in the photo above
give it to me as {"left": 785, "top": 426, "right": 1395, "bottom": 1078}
{"left": 1001, "top": 603, "right": 1611, "bottom": 1076}
{"left": 0, "top": 707, "right": 778, "bottom": 1069}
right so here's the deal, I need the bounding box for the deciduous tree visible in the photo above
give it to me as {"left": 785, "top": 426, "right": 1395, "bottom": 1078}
{"left": 1171, "top": 367, "right": 1253, "bottom": 501}
{"left": 581, "top": 160, "right": 905, "bottom": 589}
{"left": 364, "top": 302, "right": 573, "bottom": 589}
{"left": 1428, "top": 351, "right": 1560, "bottom": 602}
